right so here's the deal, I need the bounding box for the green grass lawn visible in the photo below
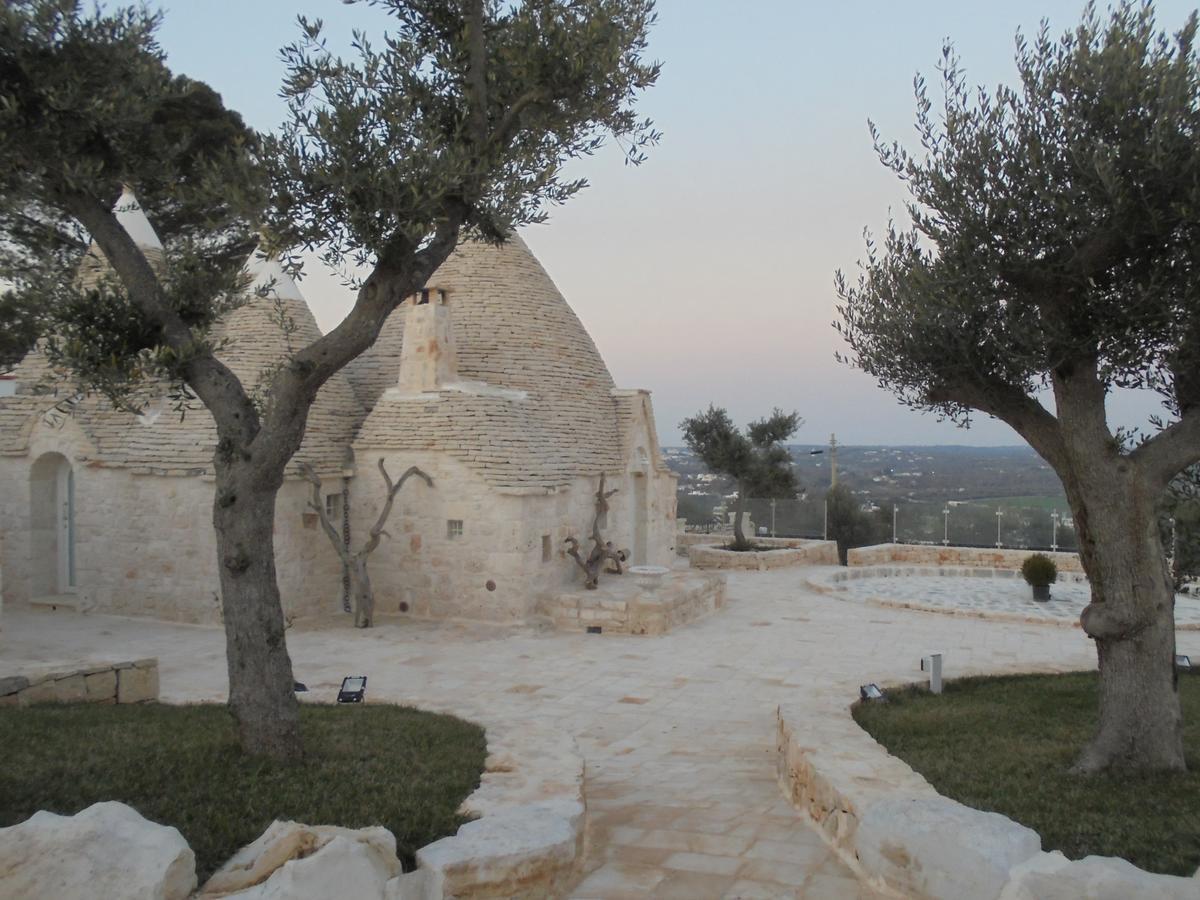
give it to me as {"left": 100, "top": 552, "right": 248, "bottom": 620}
{"left": 0, "top": 703, "right": 487, "bottom": 880}
{"left": 853, "top": 671, "right": 1200, "bottom": 876}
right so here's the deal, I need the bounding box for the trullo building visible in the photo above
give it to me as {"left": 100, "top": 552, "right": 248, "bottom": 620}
{"left": 0, "top": 194, "right": 677, "bottom": 625}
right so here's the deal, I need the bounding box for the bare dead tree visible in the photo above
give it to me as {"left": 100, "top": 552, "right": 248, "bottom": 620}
{"left": 299, "top": 458, "right": 432, "bottom": 628}
{"left": 565, "top": 474, "right": 629, "bottom": 589}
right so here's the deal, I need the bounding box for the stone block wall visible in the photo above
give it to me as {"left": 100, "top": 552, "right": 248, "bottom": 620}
{"left": 544, "top": 570, "right": 725, "bottom": 635}
{"left": 0, "top": 658, "right": 158, "bottom": 706}
{"left": 0, "top": 419, "right": 345, "bottom": 624}
{"left": 847, "top": 542, "right": 1084, "bottom": 574}
{"left": 351, "top": 448, "right": 677, "bottom": 623}
{"left": 689, "top": 539, "right": 840, "bottom": 571}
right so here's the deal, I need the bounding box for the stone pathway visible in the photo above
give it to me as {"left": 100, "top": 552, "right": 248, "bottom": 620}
{"left": 810, "top": 566, "right": 1200, "bottom": 628}
{"left": 6, "top": 566, "right": 1198, "bottom": 898}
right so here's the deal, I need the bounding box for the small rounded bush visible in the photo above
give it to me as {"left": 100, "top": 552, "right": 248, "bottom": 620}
{"left": 1021, "top": 553, "right": 1058, "bottom": 587}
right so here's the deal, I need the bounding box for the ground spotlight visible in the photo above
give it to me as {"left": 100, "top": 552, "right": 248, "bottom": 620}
{"left": 1176, "top": 654, "right": 1192, "bottom": 670}
{"left": 337, "top": 675, "right": 367, "bottom": 703}
{"left": 860, "top": 683, "right": 885, "bottom": 702}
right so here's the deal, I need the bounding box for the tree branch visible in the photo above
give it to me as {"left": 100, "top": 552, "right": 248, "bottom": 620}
{"left": 358, "top": 458, "right": 432, "bottom": 559}
{"left": 464, "top": 0, "right": 490, "bottom": 147}
{"left": 62, "top": 189, "right": 260, "bottom": 444}
{"left": 250, "top": 207, "right": 467, "bottom": 474}
{"left": 1130, "top": 407, "right": 1200, "bottom": 493}
{"left": 297, "top": 462, "right": 351, "bottom": 565}
{"left": 927, "top": 376, "right": 1067, "bottom": 468}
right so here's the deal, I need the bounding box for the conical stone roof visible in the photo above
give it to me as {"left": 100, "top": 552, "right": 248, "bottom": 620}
{"left": 348, "top": 234, "right": 628, "bottom": 491}
{"left": 0, "top": 202, "right": 362, "bottom": 476}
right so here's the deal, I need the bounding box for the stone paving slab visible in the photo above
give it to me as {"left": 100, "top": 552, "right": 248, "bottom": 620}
{"left": 5, "top": 570, "right": 1198, "bottom": 898}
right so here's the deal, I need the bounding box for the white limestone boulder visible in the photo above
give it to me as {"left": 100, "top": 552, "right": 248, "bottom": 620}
{"left": 0, "top": 801, "right": 196, "bottom": 900}
{"left": 199, "top": 820, "right": 402, "bottom": 898}
{"left": 1000, "top": 851, "right": 1200, "bottom": 900}
{"left": 416, "top": 797, "right": 585, "bottom": 898}
{"left": 217, "top": 835, "right": 395, "bottom": 899}
{"left": 855, "top": 795, "right": 1042, "bottom": 900}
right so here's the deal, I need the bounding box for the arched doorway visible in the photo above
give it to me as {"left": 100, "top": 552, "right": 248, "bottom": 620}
{"left": 30, "top": 452, "right": 75, "bottom": 597}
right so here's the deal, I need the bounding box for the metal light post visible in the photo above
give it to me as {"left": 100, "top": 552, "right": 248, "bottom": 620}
{"left": 995, "top": 508, "right": 1004, "bottom": 549}
{"left": 893, "top": 504, "right": 898, "bottom": 544}
{"left": 1051, "top": 510, "right": 1060, "bottom": 553}
{"left": 771, "top": 498, "right": 777, "bottom": 538}
{"left": 942, "top": 506, "right": 950, "bottom": 546}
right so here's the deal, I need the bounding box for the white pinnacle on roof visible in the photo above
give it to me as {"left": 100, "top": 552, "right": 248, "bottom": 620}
{"left": 243, "top": 247, "right": 306, "bottom": 303}
{"left": 112, "top": 186, "right": 163, "bottom": 250}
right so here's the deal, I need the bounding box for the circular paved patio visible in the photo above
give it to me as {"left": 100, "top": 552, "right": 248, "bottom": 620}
{"left": 5, "top": 565, "right": 1196, "bottom": 899}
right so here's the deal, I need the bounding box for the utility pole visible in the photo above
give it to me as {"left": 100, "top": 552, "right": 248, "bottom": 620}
{"left": 829, "top": 433, "right": 838, "bottom": 489}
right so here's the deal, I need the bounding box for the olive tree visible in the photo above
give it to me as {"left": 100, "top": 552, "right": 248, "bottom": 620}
{"left": 0, "top": 0, "right": 659, "bottom": 760}
{"left": 836, "top": 2, "right": 1200, "bottom": 772}
{"left": 680, "top": 406, "right": 801, "bottom": 550}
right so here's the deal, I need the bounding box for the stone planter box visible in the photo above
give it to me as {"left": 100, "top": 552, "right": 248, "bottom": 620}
{"left": 544, "top": 570, "right": 725, "bottom": 635}
{"left": 689, "top": 538, "right": 839, "bottom": 571}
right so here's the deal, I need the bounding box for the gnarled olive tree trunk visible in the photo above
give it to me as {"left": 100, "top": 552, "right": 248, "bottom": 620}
{"left": 212, "top": 459, "right": 302, "bottom": 760}
{"left": 1065, "top": 457, "right": 1183, "bottom": 772}
{"left": 731, "top": 482, "right": 749, "bottom": 550}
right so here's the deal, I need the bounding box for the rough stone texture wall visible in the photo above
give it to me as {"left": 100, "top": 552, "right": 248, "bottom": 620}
{"left": 847, "top": 542, "right": 1084, "bottom": 574}
{"left": 543, "top": 570, "right": 725, "bottom": 635}
{"left": 0, "top": 658, "right": 158, "bottom": 706}
{"left": 0, "top": 419, "right": 343, "bottom": 624}
{"left": 776, "top": 702, "right": 1200, "bottom": 899}
{"left": 349, "top": 448, "right": 676, "bottom": 623}
{"left": 689, "top": 539, "right": 840, "bottom": 571}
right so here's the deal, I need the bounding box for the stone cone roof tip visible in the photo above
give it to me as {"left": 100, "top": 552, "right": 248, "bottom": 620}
{"left": 113, "top": 186, "right": 163, "bottom": 251}
{"left": 243, "top": 247, "right": 306, "bottom": 303}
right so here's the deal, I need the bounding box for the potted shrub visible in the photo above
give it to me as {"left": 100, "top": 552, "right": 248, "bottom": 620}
{"left": 1021, "top": 553, "right": 1058, "bottom": 601}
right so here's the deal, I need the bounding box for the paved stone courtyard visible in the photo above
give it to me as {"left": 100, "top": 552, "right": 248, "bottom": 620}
{"left": 813, "top": 567, "right": 1200, "bottom": 628}
{"left": 5, "top": 565, "right": 1198, "bottom": 898}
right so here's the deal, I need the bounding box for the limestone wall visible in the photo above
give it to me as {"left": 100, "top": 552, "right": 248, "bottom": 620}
{"left": 0, "top": 658, "right": 158, "bottom": 705}
{"left": 847, "top": 542, "right": 1084, "bottom": 574}
{"left": 689, "top": 539, "right": 840, "bottom": 571}
{"left": 0, "top": 419, "right": 344, "bottom": 624}
{"left": 350, "top": 448, "right": 676, "bottom": 622}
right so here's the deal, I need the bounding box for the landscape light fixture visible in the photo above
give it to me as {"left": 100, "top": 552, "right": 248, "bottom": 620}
{"left": 337, "top": 675, "right": 367, "bottom": 703}
{"left": 860, "top": 683, "right": 885, "bottom": 702}
{"left": 293, "top": 681, "right": 308, "bottom": 693}
{"left": 920, "top": 653, "right": 944, "bottom": 694}
{"left": 1177, "top": 654, "right": 1192, "bottom": 670}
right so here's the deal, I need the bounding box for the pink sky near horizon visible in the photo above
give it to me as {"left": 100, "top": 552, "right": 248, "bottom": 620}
{"left": 156, "top": 0, "right": 1192, "bottom": 446}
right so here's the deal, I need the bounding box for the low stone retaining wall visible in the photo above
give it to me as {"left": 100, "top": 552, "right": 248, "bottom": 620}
{"left": 847, "top": 542, "right": 1084, "bottom": 573}
{"left": 543, "top": 570, "right": 725, "bottom": 635}
{"left": 776, "top": 700, "right": 1199, "bottom": 900}
{"left": 689, "top": 538, "right": 839, "bottom": 571}
{"left": 400, "top": 720, "right": 587, "bottom": 899}
{"left": 0, "top": 658, "right": 158, "bottom": 706}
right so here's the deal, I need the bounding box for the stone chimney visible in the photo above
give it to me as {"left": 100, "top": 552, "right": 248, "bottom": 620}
{"left": 397, "top": 287, "right": 458, "bottom": 393}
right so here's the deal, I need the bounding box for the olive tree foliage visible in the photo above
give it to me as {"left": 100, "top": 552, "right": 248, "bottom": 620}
{"left": 836, "top": 2, "right": 1200, "bottom": 773}
{"left": 1164, "top": 464, "right": 1200, "bottom": 588}
{"left": 0, "top": 0, "right": 660, "bottom": 760}
{"left": 825, "top": 484, "right": 881, "bottom": 565}
{"left": 679, "top": 406, "right": 801, "bottom": 551}
{"left": 0, "top": 2, "right": 261, "bottom": 403}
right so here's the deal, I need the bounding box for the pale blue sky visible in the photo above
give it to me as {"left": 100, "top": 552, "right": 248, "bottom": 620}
{"left": 155, "top": 0, "right": 1196, "bottom": 445}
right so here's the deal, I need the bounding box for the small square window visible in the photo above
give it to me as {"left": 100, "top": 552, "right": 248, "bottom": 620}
{"left": 447, "top": 519, "right": 464, "bottom": 539}
{"left": 542, "top": 534, "right": 552, "bottom": 562}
